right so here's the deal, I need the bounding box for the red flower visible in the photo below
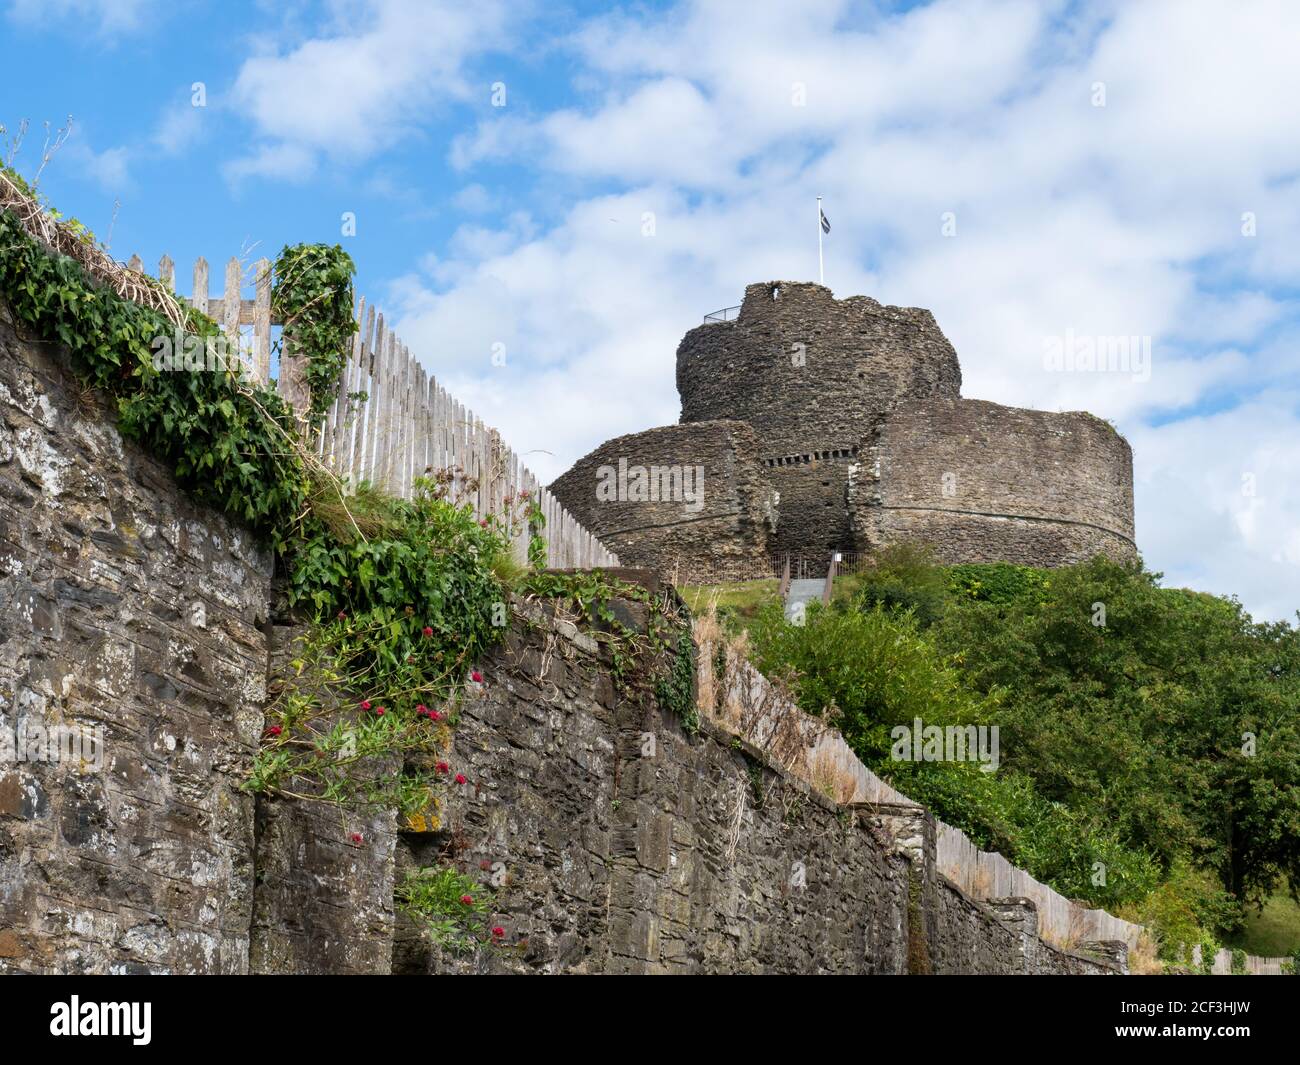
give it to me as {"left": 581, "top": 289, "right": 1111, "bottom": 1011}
{"left": 435, "top": 761, "right": 450, "bottom": 774}
{"left": 471, "top": 671, "right": 483, "bottom": 683}
{"left": 360, "top": 700, "right": 371, "bottom": 711}
{"left": 491, "top": 926, "right": 505, "bottom": 938}
{"left": 337, "top": 611, "right": 347, "bottom": 621}
{"left": 415, "top": 704, "right": 428, "bottom": 716}
{"left": 460, "top": 894, "right": 474, "bottom": 906}
{"left": 455, "top": 773, "right": 467, "bottom": 785}
{"left": 375, "top": 706, "right": 385, "bottom": 716}
{"left": 265, "top": 725, "right": 282, "bottom": 737}
{"left": 422, "top": 626, "right": 433, "bottom": 637}
{"left": 479, "top": 519, "right": 489, "bottom": 528}
{"left": 350, "top": 833, "right": 363, "bottom": 844}
{"left": 429, "top": 710, "right": 442, "bottom": 721}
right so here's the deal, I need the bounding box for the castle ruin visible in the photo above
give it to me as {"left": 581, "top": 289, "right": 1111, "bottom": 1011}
{"left": 550, "top": 281, "right": 1137, "bottom": 582}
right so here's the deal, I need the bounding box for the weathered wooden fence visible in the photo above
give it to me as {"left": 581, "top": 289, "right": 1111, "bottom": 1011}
{"left": 127, "top": 253, "right": 619, "bottom": 570}
{"left": 1207, "top": 947, "right": 1289, "bottom": 975}
{"left": 933, "top": 819, "right": 1146, "bottom": 951}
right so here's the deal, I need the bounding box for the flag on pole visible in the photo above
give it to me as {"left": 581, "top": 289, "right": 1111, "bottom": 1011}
{"left": 819, "top": 207, "right": 831, "bottom": 234}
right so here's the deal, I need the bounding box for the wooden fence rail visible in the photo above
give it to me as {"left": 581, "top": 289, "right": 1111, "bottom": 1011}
{"left": 126, "top": 253, "right": 619, "bottom": 570}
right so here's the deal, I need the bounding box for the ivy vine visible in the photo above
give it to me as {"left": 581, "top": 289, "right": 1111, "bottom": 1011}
{"left": 0, "top": 204, "right": 308, "bottom": 553}
{"left": 270, "top": 242, "right": 359, "bottom": 429}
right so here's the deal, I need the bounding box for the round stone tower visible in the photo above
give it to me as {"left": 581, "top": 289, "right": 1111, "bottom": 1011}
{"left": 676, "top": 281, "right": 963, "bottom": 553}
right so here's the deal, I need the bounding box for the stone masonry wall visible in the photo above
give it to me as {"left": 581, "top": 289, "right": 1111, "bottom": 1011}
{"left": 391, "top": 591, "right": 1118, "bottom": 975}
{"left": 853, "top": 397, "right": 1136, "bottom": 566}
{"left": 677, "top": 281, "right": 962, "bottom": 457}
{"left": 676, "top": 282, "right": 962, "bottom": 560}
{"left": 766, "top": 455, "right": 855, "bottom": 555}
{"left": 0, "top": 301, "right": 273, "bottom": 973}
{"left": 548, "top": 421, "right": 775, "bottom": 584}
{"left": 398, "top": 598, "right": 913, "bottom": 973}
{"left": 248, "top": 624, "right": 398, "bottom": 975}
{"left": 550, "top": 281, "right": 1140, "bottom": 573}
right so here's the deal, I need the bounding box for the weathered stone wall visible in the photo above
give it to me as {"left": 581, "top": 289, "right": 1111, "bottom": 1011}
{"left": 392, "top": 592, "right": 1118, "bottom": 975}
{"left": 0, "top": 301, "right": 273, "bottom": 974}
{"left": 934, "top": 884, "right": 1119, "bottom": 975}
{"left": 400, "top": 600, "right": 913, "bottom": 974}
{"left": 765, "top": 454, "right": 856, "bottom": 554}
{"left": 248, "top": 624, "right": 398, "bottom": 975}
{"left": 676, "top": 282, "right": 962, "bottom": 560}
{"left": 547, "top": 421, "right": 775, "bottom": 584}
{"left": 677, "top": 281, "right": 962, "bottom": 456}
{"left": 394, "top": 601, "right": 622, "bottom": 975}
{"left": 853, "top": 397, "right": 1136, "bottom": 566}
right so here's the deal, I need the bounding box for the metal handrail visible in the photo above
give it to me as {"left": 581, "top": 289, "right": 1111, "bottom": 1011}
{"left": 703, "top": 304, "right": 741, "bottom": 324}
{"left": 770, "top": 550, "right": 868, "bottom": 580}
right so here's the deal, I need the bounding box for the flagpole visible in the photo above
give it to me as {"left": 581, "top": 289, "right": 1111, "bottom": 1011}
{"left": 816, "top": 196, "right": 824, "bottom": 285}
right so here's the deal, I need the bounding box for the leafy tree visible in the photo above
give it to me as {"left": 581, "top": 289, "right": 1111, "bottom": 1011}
{"left": 744, "top": 597, "right": 1159, "bottom": 907}
{"left": 934, "top": 556, "right": 1300, "bottom": 910}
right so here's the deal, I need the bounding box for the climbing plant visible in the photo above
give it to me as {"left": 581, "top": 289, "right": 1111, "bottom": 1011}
{"left": 517, "top": 569, "right": 697, "bottom": 729}
{"left": 397, "top": 866, "right": 505, "bottom": 954}
{"left": 0, "top": 202, "right": 308, "bottom": 552}
{"left": 270, "top": 242, "right": 359, "bottom": 428}
{"left": 253, "top": 478, "right": 518, "bottom": 819}
{"left": 0, "top": 180, "right": 504, "bottom": 821}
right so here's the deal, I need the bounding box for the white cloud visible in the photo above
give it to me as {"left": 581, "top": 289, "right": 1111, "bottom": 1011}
{"left": 1132, "top": 395, "right": 1300, "bottom": 623}
{"left": 227, "top": 0, "right": 511, "bottom": 178}
{"left": 453, "top": 183, "right": 495, "bottom": 214}
{"left": 6, "top": 0, "right": 154, "bottom": 34}
{"left": 152, "top": 102, "right": 205, "bottom": 157}
{"left": 61, "top": 136, "right": 131, "bottom": 194}
{"left": 222, "top": 141, "right": 317, "bottom": 185}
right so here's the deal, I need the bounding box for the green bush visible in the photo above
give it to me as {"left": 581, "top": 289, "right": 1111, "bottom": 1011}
{"left": 1116, "top": 859, "right": 1240, "bottom": 960}
{"left": 854, "top": 543, "right": 949, "bottom": 627}
{"left": 747, "top": 598, "right": 990, "bottom": 761}
{"left": 935, "top": 555, "right": 1300, "bottom": 911}
{"left": 947, "top": 562, "right": 1053, "bottom": 606}
{"left": 747, "top": 551, "right": 1300, "bottom": 932}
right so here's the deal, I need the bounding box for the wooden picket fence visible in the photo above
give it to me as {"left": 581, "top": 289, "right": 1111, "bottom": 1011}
{"left": 127, "top": 253, "right": 619, "bottom": 570}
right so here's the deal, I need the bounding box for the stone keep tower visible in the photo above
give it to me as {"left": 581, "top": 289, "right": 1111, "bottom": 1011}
{"left": 676, "top": 281, "right": 962, "bottom": 554}
{"left": 549, "top": 281, "right": 1136, "bottom": 583}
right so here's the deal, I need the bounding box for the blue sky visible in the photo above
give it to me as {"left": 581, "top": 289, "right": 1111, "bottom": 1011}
{"left": 3, "top": 0, "right": 1299, "bottom": 621}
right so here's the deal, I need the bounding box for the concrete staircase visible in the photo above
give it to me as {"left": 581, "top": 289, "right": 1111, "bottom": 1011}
{"left": 784, "top": 578, "right": 825, "bottom": 622}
